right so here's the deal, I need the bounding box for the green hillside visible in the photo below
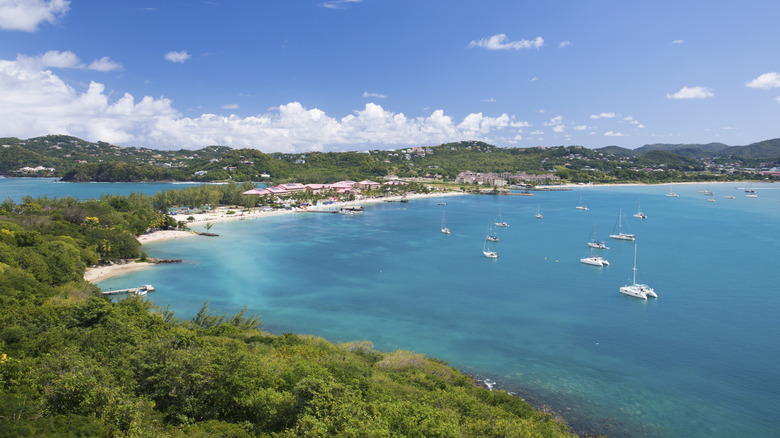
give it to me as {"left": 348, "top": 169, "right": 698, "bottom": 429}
{"left": 0, "top": 192, "right": 574, "bottom": 437}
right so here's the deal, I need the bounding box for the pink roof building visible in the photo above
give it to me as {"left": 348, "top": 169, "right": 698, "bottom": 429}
{"left": 277, "top": 183, "right": 306, "bottom": 192}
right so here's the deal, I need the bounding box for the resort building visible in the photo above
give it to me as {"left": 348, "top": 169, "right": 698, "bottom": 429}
{"left": 356, "top": 180, "right": 380, "bottom": 190}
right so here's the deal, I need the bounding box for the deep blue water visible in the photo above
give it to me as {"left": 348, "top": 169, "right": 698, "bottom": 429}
{"left": 10, "top": 177, "right": 780, "bottom": 437}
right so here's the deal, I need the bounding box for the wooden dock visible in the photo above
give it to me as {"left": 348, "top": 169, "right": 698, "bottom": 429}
{"left": 102, "top": 285, "right": 155, "bottom": 296}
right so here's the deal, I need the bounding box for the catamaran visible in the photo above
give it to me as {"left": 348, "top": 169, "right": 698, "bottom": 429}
{"left": 666, "top": 187, "right": 679, "bottom": 197}
{"left": 580, "top": 247, "right": 609, "bottom": 267}
{"left": 535, "top": 203, "right": 543, "bottom": 219}
{"left": 632, "top": 201, "right": 647, "bottom": 219}
{"left": 440, "top": 209, "right": 450, "bottom": 234}
{"left": 587, "top": 223, "right": 609, "bottom": 250}
{"left": 619, "top": 244, "right": 657, "bottom": 299}
{"left": 609, "top": 209, "right": 635, "bottom": 241}
{"left": 575, "top": 194, "right": 588, "bottom": 210}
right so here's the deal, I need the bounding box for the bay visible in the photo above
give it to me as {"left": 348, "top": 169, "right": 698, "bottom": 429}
{"left": 16, "top": 177, "right": 780, "bottom": 437}
{"left": 0, "top": 177, "right": 207, "bottom": 202}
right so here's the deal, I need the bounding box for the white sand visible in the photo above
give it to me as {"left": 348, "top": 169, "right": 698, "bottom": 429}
{"left": 84, "top": 261, "right": 154, "bottom": 283}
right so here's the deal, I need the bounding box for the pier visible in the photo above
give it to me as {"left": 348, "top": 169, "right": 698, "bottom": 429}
{"left": 102, "top": 284, "right": 155, "bottom": 296}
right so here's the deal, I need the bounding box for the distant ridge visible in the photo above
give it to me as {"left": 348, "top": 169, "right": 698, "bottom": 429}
{"left": 596, "top": 138, "right": 780, "bottom": 160}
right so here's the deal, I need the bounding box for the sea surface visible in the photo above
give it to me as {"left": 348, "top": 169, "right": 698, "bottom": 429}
{"left": 0, "top": 177, "right": 207, "bottom": 202}
{"left": 10, "top": 177, "right": 780, "bottom": 437}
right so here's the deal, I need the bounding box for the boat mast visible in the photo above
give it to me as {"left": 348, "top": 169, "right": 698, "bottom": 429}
{"left": 632, "top": 243, "right": 637, "bottom": 285}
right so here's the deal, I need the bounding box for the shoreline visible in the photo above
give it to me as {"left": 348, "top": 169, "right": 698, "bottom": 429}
{"left": 84, "top": 191, "right": 466, "bottom": 283}
{"left": 84, "top": 260, "right": 155, "bottom": 283}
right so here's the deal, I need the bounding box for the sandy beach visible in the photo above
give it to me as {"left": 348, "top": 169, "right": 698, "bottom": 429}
{"left": 83, "top": 261, "right": 155, "bottom": 283}
{"left": 84, "top": 190, "right": 466, "bottom": 283}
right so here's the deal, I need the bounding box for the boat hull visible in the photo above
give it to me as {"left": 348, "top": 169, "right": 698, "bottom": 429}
{"left": 609, "top": 233, "right": 635, "bottom": 241}
{"left": 620, "top": 285, "right": 647, "bottom": 299}
{"left": 581, "top": 257, "right": 609, "bottom": 267}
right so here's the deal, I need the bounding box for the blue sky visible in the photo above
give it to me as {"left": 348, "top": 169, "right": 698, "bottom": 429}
{"left": 1, "top": 0, "right": 779, "bottom": 152}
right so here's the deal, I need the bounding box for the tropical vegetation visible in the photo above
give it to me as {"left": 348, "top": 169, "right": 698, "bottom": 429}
{"left": 0, "top": 191, "right": 575, "bottom": 437}
{"left": 2, "top": 135, "right": 778, "bottom": 184}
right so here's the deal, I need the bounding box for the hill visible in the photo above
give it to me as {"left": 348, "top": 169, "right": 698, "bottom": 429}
{"left": 0, "top": 192, "right": 575, "bottom": 437}
{"left": 2, "top": 135, "right": 779, "bottom": 184}
{"left": 726, "top": 138, "right": 780, "bottom": 159}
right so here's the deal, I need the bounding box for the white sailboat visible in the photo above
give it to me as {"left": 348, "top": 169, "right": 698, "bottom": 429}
{"left": 440, "top": 209, "right": 450, "bottom": 234}
{"left": 581, "top": 248, "right": 610, "bottom": 267}
{"left": 482, "top": 234, "right": 498, "bottom": 259}
{"left": 575, "top": 194, "right": 588, "bottom": 210}
{"left": 486, "top": 223, "right": 499, "bottom": 242}
{"left": 620, "top": 244, "right": 657, "bottom": 299}
{"left": 535, "top": 203, "right": 543, "bottom": 219}
{"left": 587, "top": 223, "right": 609, "bottom": 250}
{"left": 495, "top": 208, "right": 509, "bottom": 227}
{"left": 632, "top": 201, "right": 647, "bottom": 219}
{"left": 666, "top": 186, "right": 679, "bottom": 197}
{"left": 609, "top": 209, "right": 635, "bottom": 241}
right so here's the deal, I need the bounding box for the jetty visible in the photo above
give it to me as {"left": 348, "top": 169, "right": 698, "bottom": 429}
{"left": 102, "top": 284, "right": 155, "bottom": 296}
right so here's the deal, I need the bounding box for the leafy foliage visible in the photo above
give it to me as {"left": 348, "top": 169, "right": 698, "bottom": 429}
{"left": 0, "top": 192, "right": 575, "bottom": 437}
{"left": 3, "top": 134, "right": 779, "bottom": 184}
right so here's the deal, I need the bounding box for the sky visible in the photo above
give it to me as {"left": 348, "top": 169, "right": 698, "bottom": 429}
{"left": 1, "top": 0, "right": 779, "bottom": 153}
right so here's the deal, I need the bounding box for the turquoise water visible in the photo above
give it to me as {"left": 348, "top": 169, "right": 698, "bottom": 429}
{"left": 0, "top": 177, "right": 205, "bottom": 202}
{"left": 24, "top": 179, "right": 780, "bottom": 436}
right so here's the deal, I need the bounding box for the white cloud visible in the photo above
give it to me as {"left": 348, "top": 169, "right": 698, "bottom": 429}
{"left": 164, "top": 50, "right": 191, "bottom": 63}
{"left": 589, "top": 112, "right": 616, "bottom": 119}
{"left": 530, "top": 130, "right": 544, "bottom": 135}
{"left": 746, "top": 72, "right": 780, "bottom": 89}
{"left": 672, "top": 39, "right": 684, "bottom": 44}
{"left": 776, "top": 96, "right": 780, "bottom": 104}
{"left": 482, "top": 97, "right": 496, "bottom": 103}
{"left": 0, "top": 56, "right": 537, "bottom": 152}
{"left": 573, "top": 125, "right": 589, "bottom": 131}
{"left": 88, "top": 56, "right": 122, "bottom": 72}
{"left": 543, "top": 115, "right": 563, "bottom": 126}
{"left": 16, "top": 50, "right": 121, "bottom": 72}
{"left": 469, "top": 34, "right": 544, "bottom": 50}
{"left": 321, "top": 0, "right": 361, "bottom": 9}
{"left": 666, "top": 86, "right": 714, "bottom": 99}
{"left": 604, "top": 131, "right": 626, "bottom": 137}
{"left": 552, "top": 125, "right": 564, "bottom": 133}
{"left": 221, "top": 104, "right": 239, "bottom": 110}
{"left": 363, "top": 91, "right": 387, "bottom": 99}
{"left": 558, "top": 41, "right": 572, "bottom": 48}
{"left": 0, "top": 0, "right": 70, "bottom": 32}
